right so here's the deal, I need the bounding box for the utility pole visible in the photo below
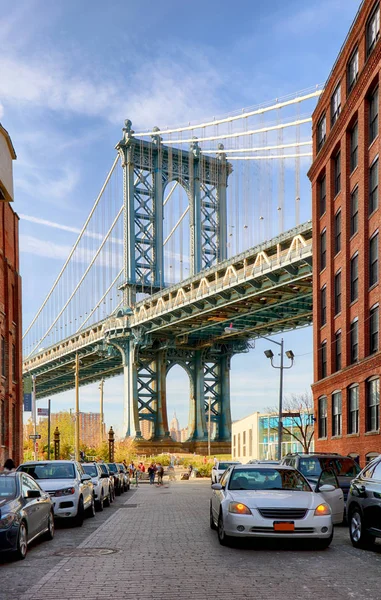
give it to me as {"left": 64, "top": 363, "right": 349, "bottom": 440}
{"left": 32, "top": 375, "right": 37, "bottom": 460}
{"left": 47, "top": 399, "right": 51, "bottom": 460}
{"left": 74, "top": 353, "right": 80, "bottom": 461}
{"left": 99, "top": 378, "right": 104, "bottom": 445}
{"left": 208, "top": 395, "right": 212, "bottom": 457}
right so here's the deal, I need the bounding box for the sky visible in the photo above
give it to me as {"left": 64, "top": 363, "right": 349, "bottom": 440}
{"left": 0, "top": 0, "right": 362, "bottom": 436}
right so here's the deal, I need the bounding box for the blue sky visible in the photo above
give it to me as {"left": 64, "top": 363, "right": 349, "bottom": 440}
{"left": 0, "top": 0, "right": 361, "bottom": 435}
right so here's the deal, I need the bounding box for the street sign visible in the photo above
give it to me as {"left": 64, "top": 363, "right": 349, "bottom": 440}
{"left": 29, "top": 434, "right": 41, "bottom": 440}
{"left": 38, "top": 408, "right": 49, "bottom": 416}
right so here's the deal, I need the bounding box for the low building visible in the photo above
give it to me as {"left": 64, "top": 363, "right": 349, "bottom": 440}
{"left": 232, "top": 411, "right": 314, "bottom": 462}
{"left": 0, "top": 124, "right": 21, "bottom": 466}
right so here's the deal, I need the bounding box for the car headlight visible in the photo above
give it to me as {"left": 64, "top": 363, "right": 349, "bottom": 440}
{"left": 314, "top": 503, "right": 331, "bottom": 516}
{"left": 55, "top": 487, "right": 76, "bottom": 497}
{"left": 0, "top": 513, "right": 17, "bottom": 529}
{"left": 228, "top": 502, "right": 251, "bottom": 515}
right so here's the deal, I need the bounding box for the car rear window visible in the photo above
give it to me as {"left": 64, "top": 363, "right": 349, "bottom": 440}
{"left": 83, "top": 465, "right": 98, "bottom": 477}
{"left": 218, "top": 462, "right": 233, "bottom": 470}
{"left": 0, "top": 476, "right": 16, "bottom": 498}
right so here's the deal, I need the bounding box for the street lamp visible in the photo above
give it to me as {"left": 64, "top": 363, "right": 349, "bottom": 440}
{"left": 263, "top": 338, "right": 294, "bottom": 460}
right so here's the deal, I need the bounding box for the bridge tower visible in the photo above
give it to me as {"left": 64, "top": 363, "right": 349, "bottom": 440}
{"left": 112, "top": 121, "right": 232, "bottom": 446}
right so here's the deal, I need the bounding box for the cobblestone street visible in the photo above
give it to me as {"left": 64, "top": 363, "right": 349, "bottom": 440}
{"left": 2, "top": 480, "right": 381, "bottom": 600}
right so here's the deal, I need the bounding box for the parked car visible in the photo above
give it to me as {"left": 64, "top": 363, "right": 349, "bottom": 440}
{"left": 247, "top": 460, "right": 280, "bottom": 465}
{"left": 82, "top": 463, "right": 111, "bottom": 510}
{"left": 107, "top": 463, "right": 124, "bottom": 495}
{"left": 0, "top": 472, "right": 54, "bottom": 560}
{"left": 117, "top": 464, "right": 130, "bottom": 491}
{"left": 98, "top": 463, "right": 115, "bottom": 502}
{"left": 17, "top": 460, "right": 95, "bottom": 527}
{"left": 211, "top": 461, "right": 241, "bottom": 484}
{"left": 210, "top": 463, "right": 344, "bottom": 548}
{"left": 281, "top": 452, "right": 360, "bottom": 507}
{"left": 347, "top": 455, "right": 381, "bottom": 548}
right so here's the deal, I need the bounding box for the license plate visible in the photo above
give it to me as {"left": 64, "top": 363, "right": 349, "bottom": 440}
{"left": 273, "top": 521, "right": 295, "bottom": 531}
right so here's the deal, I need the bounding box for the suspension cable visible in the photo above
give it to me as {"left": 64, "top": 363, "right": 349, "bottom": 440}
{"left": 202, "top": 141, "right": 312, "bottom": 154}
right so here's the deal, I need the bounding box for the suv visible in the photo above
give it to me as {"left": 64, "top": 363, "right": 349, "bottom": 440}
{"left": 18, "top": 460, "right": 95, "bottom": 526}
{"left": 107, "top": 463, "right": 124, "bottom": 496}
{"left": 347, "top": 455, "right": 381, "bottom": 548}
{"left": 281, "top": 452, "right": 361, "bottom": 507}
{"left": 98, "top": 463, "right": 115, "bottom": 502}
{"left": 117, "top": 464, "right": 130, "bottom": 491}
{"left": 82, "top": 463, "right": 111, "bottom": 510}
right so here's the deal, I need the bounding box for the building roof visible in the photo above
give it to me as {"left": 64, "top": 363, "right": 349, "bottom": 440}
{"left": 0, "top": 123, "right": 16, "bottom": 159}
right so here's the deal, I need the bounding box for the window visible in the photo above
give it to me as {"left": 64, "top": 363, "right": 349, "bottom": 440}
{"left": 320, "top": 229, "right": 327, "bottom": 271}
{"left": 318, "top": 396, "right": 327, "bottom": 438}
{"left": 347, "top": 48, "right": 359, "bottom": 93}
{"left": 350, "top": 319, "right": 359, "bottom": 363}
{"left": 319, "top": 175, "right": 326, "bottom": 216}
{"left": 249, "top": 429, "right": 253, "bottom": 456}
{"left": 369, "top": 158, "right": 379, "bottom": 214}
{"left": 372, "top": 461, "right": 381, "bottom": 480}
{"left": 331, "top": 83, "right": 341, "bottom": 126}
{"left": 332, "top": 392, "right": 342, "bottom": 436}
{"left": 242, "top": 431, "right": 246, "bottom": 457}
{"left": 367, "top": 4, "right": 380, "bottom": 56}
{"left": 370, "top": 305, "right": 379, "bottom": 354}
{"left": 320, "top": 341, "right": 327, "bottom": 379}
{"left": 350, "top": 186, "right": 359, "bottom": 236}
{"left": 238, "top": 433, "right": 241, "bottom": 456}
{"left": 369, "top": 87, "right": 379, "bottom": 144}
{"left": 348, "top": 385, "right": 359, "bottom": 434}
{"left": 321, "top": 286, "right": 327, "bottom": 326}
{"left": 1, "top": 336, "right": 4, "bottom": 378}
{"left": 317, "top": 114, "right": 326, "bottom": 152}
{"left": 334, "top": 151, "right": 341, "bottom": 196}
{"left": 334, "top": 210, "right": 341, "bottom": 254}
{"left": 334, "top": 271, "right": 341, "bottom": 315}
{"left": 350, "top": 254, "right": 359, "bottom": 302}
{"left": 233, "top": 435, "right": 236, "bottom": 457}
{"left": 366, "top": 377, "right": 380, "bottom": 431}
{"left": 335, "top": 330, "right": 342, "bottom": 372}
{"left": 350, "top": 122, "right": 358, "bottom": 172}
{"left": 369, "top": 232, "right": 379, "bottom": 287}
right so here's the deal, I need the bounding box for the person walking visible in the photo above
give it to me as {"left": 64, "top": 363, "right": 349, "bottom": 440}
{"left": 156, "top": 463, "right": 164, "bottom": 486}
{"left": 148, "top": 463, "right": 156, "bottom": 485}
{"left": 3, "top": 458, "right": 16, "bottom": 473}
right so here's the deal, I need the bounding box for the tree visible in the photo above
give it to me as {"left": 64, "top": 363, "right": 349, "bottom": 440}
{"left": 266, "top": 392, "right": 314, "bottom": 454}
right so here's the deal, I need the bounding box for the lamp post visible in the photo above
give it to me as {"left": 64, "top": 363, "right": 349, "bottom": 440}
{"left": 263, "top": 338, "right": 294, "bottom": 461}
{"left": 99, "top": 378, "right": 104, "bottom": 445}
{"left": 74, "top": 353, "right": 80, "bottom": 462}
{"left": 207, "top": 395, "right": 212, "bottom": 457}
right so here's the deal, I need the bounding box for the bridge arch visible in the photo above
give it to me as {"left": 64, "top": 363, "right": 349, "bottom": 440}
{"left": 163, "top": 180, "right": 191, "bottom": 286}
{"left": 166, "top": 361, "right": 193, "bottom": 442}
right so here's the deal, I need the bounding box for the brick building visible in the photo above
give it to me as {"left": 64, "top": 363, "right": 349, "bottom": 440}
{"left": 0, "top": 124, "right": 22, "bottom": 466}
{"left": 309, "top": 0, "right": 381, "bottom": 465}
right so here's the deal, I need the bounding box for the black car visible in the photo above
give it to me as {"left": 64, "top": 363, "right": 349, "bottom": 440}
{"left": 281, "top": 452, "right": 361, "bottom": 506}
{"left": 0, "top": 472, "right": 54, "bottom": 560}
{"left": 347, "top": 455, "right": 381, "bottom": 548}
{"left": 107, "top": 463, "right": 124, "bottom": 496}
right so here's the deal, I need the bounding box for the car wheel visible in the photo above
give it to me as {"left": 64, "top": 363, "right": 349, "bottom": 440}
{"left": 210, "top": 502, "right": 217, "bottom": 530}
{"left": 104, "top": 490, "right": 111, "bottom": 507}
{"left": 217, "top": 512, "right": 230, "bottom": 546}
{"left": 74, "top": 497, "right": 84, "bottom": 527}
{"left": 45, "top": 510, "right": 55, "bottom": 541}
{"left": 15, "top": 521, "right": 28, "bottom": 560}
{"left": 116, "top": 483, "right": 121, "bottom": 496}
{"left": 87, "top": 494, "right": 96, "bottom": 518}
{"left": 349, "top": 509, "right": 374, "bottom": 548}
{"left": 313, "top": 531, "right": 333, "bottom": 550}
{"left": 126, "top": 483, "right": 130, "bottom": 491}
{"left": 97, "top": 493, "right": 104, "bottom": 512}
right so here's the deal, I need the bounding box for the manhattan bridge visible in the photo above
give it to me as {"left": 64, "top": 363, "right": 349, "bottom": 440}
{"left": 22, "top": 86, "right": 321, "bottom": 452}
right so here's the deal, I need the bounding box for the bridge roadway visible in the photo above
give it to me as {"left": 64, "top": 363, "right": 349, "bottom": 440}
{"left": 2, "top": 479, "right": 381, "bottom": 600}
{"left": 24, "top": 221, "right": 313, "bottom": 399}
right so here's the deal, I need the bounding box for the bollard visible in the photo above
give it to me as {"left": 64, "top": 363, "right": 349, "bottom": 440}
{"left": 108, "top": 426, "right": 115, "bottom": 462}
{"left": 54, "top": 426, "right": 60, "bottom": 460}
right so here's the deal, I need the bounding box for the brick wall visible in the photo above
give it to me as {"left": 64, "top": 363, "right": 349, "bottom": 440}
{"left": 308, "top": 0, "right": 381, "bottom": 466}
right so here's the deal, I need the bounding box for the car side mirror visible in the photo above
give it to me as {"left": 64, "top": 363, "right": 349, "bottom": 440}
{"left": 81, "top": 474, "right": 92, "bottom": 482}
{"left": 211, "top": 483, "right": 223, "bottom": 490}
{"left": 26, "top": 489, "right": 41, "bottom": 498}
{"left": 318, "top": 484, "right": 336, "bottom": 493}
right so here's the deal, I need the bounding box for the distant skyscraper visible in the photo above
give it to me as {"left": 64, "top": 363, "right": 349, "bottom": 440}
{"left": 170, "top": 412, "right": 181, "bottom": 442}
{"left": 140, "top": 409, "right": 153, "bottom": 440}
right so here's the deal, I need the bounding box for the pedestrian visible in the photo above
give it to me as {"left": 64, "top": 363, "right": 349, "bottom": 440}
{"left": 156, "top": 463, "right": 164, "bottom": 486}
{"left": 188, "top": 464, "right": 193, "bottom": 478}
{"left": 213, "top": 456, "right": 219, "bottom": 467}
{"left": 3, "top": 458, "right": 16, "bottom": 473}
{"left": 148, "top": 463, "right": 156, "bottom": 485}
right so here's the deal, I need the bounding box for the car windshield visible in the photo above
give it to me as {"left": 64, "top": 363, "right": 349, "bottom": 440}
{"left": 99, "top": 465, "right": 108, "bottom": 474}
{"left": 107, "top": 464, "right": 117, "bottom": 473}
{"left": 0, "top": 476, "right": 16, "bottom": 498}
{"left": 298, "top": 457, "right": 360, "bottom": 479}
{"left": 83, "top": 465, "right": 98, "bottom": 477}
{"left": 19, "top": 463, "right": 75, "bottom": 480}
{"left": 218, "top": 462, "right": 233, "bottom": 470}
{"left": 228, "top": 468, "right": 311, "bottom": 492}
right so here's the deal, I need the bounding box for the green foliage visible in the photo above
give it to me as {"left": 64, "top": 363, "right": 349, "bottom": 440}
{"left": 197, "top": 464, "right": 212, "bottom": 477}
{"left": 149, "top": 453, "right": 171, "bottom": 466}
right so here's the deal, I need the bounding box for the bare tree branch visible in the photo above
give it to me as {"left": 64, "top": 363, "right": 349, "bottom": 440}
{"left": 265, "top": 391, "right": 314, "bottom": 454}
